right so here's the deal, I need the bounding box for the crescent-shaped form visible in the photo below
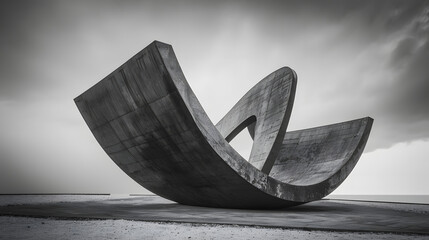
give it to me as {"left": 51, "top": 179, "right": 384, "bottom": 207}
{"left": 75, "top": 41, "right": 373, "bottom": 209}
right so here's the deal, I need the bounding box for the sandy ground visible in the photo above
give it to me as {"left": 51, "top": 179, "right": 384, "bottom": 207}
{"left": 1, "top": 216, "right": 428, "bottom": 240}
{"left": 1, "top": 195, "right": 428, "bottom": 239}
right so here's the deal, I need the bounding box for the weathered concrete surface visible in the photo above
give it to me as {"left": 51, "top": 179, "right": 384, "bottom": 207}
{"left": 75, "top": 41, "right": 373, "bottom": 208}
{"left": 215, "top": 68, "right": 296, "bottom": 173}
{"left": 271, "top": 119, "right": 371, "bottom": 189}
{"left": 1, "top": 195, "right": 428, "bottom": 235}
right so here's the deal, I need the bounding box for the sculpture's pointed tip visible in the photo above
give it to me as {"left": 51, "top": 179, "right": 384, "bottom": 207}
{"left": 364, "top": 116, "right": 374, "bottom": 125}
{"left": 151, "top": 40, "right": 171, "bottom": 48}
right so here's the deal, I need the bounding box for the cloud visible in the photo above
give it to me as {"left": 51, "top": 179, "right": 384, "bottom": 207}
{"left": 360, "top": 3, "right": 429, "bottom": 150}
{"left": 276, "top": 0, "right": 429, "bottom": 151}
{"left": 333, "top": 139, "right": 429, "bottom": 195}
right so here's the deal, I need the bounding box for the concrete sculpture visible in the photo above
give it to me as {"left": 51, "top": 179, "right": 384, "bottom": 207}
{"left": 75, "top": 41, "right": 373, "bottom": 209}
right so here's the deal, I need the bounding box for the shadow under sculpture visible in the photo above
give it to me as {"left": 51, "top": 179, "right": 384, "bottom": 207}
{"left": 75, "top": 41, "right": 373, "bottom": 209}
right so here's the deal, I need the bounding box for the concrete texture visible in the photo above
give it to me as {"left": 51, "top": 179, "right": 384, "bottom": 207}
{"left": 1, "top": 195, "right": 428, "bottom": 235}
{"left": 215, "top": 67, "right": 296, "bottom": 173}
{"left": 75, "top": 41, "right": 373, "bottom": 208}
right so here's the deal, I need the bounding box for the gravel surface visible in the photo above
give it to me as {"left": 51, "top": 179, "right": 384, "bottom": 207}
{"left": 1, "top": 216, "right": 428, "bottom": 240}
{"left": 2, "top": 195, "right": 428, "bottom": 239}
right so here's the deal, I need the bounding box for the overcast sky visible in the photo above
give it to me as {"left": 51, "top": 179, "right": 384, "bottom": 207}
{"left": 0, "top": 0, "right": 428, "bottom": 195}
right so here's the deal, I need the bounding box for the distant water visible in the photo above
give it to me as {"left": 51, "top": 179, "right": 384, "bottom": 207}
{"left": 0, "top": 194, "right": 132, "bottom": 206}
{"left": 327, "top": 195, "right": 429, "bottom": 204}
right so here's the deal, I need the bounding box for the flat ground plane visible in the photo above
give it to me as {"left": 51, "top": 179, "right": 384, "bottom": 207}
{"left": 0, "top": 195, "right": 428, "bottom": 239}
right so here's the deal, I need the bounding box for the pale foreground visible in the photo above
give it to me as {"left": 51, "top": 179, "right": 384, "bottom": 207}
{"left": 1, "top": 216, "right": 427, "bottom": 240}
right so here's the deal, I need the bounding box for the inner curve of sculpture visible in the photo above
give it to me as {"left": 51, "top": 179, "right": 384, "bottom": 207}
{"left": 75, "top": 41, "right": 373, "bottom": 209}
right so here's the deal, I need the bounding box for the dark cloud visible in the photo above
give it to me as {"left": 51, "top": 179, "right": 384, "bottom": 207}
{"left": 279, "top": 0, "right": 429, "bottom": 151}
{"left": 366, "top": 4, "right": 429, "bottom": 150}
{"left": 390, "top": 37, "right": 419, "bottom": 67}
{"left": 391, "top": 39, "right": 429, "bottom": 118}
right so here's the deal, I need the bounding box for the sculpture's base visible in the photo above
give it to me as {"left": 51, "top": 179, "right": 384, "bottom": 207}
{"left": 0, "top": 195, "right": 428, "bottom": 237}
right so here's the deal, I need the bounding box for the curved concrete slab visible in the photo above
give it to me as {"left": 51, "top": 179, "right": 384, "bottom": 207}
{"left": 215, "top": 68, "right": 296, "bottom": 173}
{"left": 74, "top": 41, "right": 373, "bottom": 209}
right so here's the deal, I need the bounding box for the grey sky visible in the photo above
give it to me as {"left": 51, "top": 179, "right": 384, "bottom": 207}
{"left": 0, "top": 0, "right": 428, "bottom": 194}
